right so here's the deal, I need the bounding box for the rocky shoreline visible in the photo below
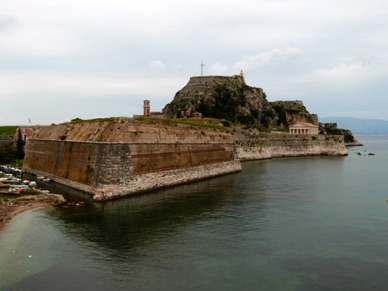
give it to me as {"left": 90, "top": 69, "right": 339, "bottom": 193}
{"left": 0, "top": 194, "right": 66, "bottom": 231}
{"left": 345, "top": 139, "right": 363, "bottom": 147}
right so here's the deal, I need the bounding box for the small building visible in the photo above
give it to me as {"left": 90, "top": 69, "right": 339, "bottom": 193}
{"left": 143, "top": 100, "right": 150, "bottom": 116}
{"left": 16, "top": 127, "right": 35, "bottom": 141}
{"left": 289, "top": 122, "right": 319, "bottom": 135}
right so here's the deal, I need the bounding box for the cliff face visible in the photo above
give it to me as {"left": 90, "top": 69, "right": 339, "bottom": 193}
{"left": 163, "top": 75, "right": 273, "bottom": 129}
{"left": 162, "top": 75, "right": 318, "bottom": 131}
{"left": 270, "top": 101, "right": 318, "bottom": 130}
{"left": 319, "top": 122, "right": 360, "bottom": 146}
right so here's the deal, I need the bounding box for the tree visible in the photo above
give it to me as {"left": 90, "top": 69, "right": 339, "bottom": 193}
{"left": 16, "top": 128, "right": 25, "bottom": 159}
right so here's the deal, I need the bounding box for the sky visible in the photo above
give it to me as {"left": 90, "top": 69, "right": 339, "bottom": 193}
{"left": 1, "top": 0, "right": 387, "bottom": 125}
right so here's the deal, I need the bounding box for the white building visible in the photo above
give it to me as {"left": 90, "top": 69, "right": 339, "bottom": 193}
{"left": 289, "top": 122, "right": 319, "bottom": 135}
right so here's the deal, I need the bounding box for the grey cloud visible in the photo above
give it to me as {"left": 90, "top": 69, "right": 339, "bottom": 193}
{"left": 0, "top": 14, "right": 19, "bottom": 32}
{"left": 234, "top": 48, "right": 303, "bottom": 70}
{"left": 0, "top": 0, "right": 388, "bottom": 125}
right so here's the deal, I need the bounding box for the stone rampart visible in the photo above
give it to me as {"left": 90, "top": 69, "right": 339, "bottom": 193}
{"left": 236, "top": 133, "right": 348, "bottom": 161}
{"left": 23, "top": 119, "right": 348, "bottom": 201}
{"left": 23, "top": 119, "right": 241, "bottom": 200}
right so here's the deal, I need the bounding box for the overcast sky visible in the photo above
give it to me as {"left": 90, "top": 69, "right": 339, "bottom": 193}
{"left": 1, "top": 0, "right": 387, "bottom": 125}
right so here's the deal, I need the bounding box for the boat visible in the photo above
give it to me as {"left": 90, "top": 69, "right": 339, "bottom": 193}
{"left": 0, "top": 176, "right": 12, "bottom": 183}
{"left": 0, "top": 177, "right": 22, "bottom": 185}
{"left": 8, "top": 185, "right": 29, "bottom": 193}
{"left": 42, "top": 178, "right": 51, "bottom": 183}
{"left": 0, "top": 182, "right": 11, "bottom": 188}
{"left": 29, "top": 181, "right": 37, "bottom": 187}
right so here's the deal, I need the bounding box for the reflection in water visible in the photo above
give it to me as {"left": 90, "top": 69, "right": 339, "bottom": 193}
{"left": 52, "top": 169, "right": 269, "bottom": 255}
{"left": 3, "top": 144, "right": 388, "bottom": 290}
{"left": 23, "top": 172, "right": 93, "bottom": 203}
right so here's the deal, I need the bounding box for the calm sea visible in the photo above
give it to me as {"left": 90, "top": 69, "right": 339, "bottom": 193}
{"left": 1, "top": 136, "right": 388, "bottom": 291}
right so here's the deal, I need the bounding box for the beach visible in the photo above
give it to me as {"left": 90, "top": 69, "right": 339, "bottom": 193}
{"left": 0, "top": 194, "right": 65, "bottom": 231}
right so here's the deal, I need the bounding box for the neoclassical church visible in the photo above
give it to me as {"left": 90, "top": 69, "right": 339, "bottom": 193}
{"left": 289, "top": 122, "right": 319, "bottom": 135}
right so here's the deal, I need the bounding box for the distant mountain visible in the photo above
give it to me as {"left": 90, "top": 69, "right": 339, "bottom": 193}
{"left": 320, "top": 117, "right": 388, "bottom": 135}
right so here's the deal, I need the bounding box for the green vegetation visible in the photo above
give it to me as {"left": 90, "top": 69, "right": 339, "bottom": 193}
{"left": 221, "top": 120, "right": 231, "bottom": 127}
{"left": 70, "top": 117, "right": 118, "bottom": 123}
{"left": 251, "top": 109, "right": 259, "bottom": 119}
{"left": 272, "top": 104, "right": 289, "bottom": 128}
{"left": 344, "top": 133, "right": 355, "bottom": 143}
{"left": 0, "top": 128, "right": 25, "bottom": 164}
{"left": 164, "top": 77, "right": 320, "bottom": 132}
{"left": 174, "top": 98, "right": 190, "bottom": 112}
{"left": 197, "top": 83, "right": 251, "bottom": 125}
{"left": 16, "top": 129, "right": 25, "bottom": 160}
{"left": 0, "top": 191, "right": 45, "bottom": 205}
{"left": 0, "top": 143, "right": 16, "bottom": 163}
{"left": 0, "top": 126, "right": 18, "bottom": 136}
{"left": 134, "top": 116, "right": 227, "bottom": 130}
{"left": 323, "top": 127, "right": 355, "bottom": 143}
{"left": 237, "top": 114, "right": 255, "bottom": 126}
{"left": 198, "top": 101, "right": 214, "bottom": 118}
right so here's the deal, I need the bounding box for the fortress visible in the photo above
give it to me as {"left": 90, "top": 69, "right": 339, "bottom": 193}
{"left": 23, "top": 118, "right": 347, "bottom": 201}
{"left": 23, "top": 74, "right": 348, "bottom": 201}
{"left": 23, "top": 119, "right": 241, "bottom": 201}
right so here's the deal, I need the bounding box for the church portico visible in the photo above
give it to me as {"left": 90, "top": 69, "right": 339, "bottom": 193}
{"left": 289, "top": 122, "right": 319, "bottom": 135}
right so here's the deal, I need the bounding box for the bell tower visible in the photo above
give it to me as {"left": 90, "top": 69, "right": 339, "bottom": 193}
{"left": 143, "top": 100, "right": 151, "bottom": 116}
{"left": 143, "top": 100, "right": 150, "bottom": 116}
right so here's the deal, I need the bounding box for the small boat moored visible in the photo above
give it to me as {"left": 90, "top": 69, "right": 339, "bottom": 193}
{"left": 29, "top": 181, "right": 37, "bottom": 187}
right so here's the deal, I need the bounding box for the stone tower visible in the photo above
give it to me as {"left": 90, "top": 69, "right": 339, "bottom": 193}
{"left": 143, "top": 100, "right": 150, "bottom": 116}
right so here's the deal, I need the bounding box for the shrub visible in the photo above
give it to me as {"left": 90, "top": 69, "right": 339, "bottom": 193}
{"left": 0, "top": 143, "right": 16, "bottom": 163}
{"left": 222, "top": 120, "right": 231, "bottom": 127}
{"left": 198, "top": 101, "right": 214, "bottom": 117}
{"left": 237, "top": 114, "right": 254, "bottom": 126}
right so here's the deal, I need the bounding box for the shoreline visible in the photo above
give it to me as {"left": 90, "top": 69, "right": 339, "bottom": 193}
{"left": 0, "top": 194, "right": 66, "bottom": 232}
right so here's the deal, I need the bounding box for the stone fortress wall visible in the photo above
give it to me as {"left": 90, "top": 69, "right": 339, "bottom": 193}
{"left": 23, "top": 119, "right": 241, "bottom": 201}
{"left": 236, "top": 132, "right": 347, "bottom": 160}
{"left": 23, "top": 118, "right": 347, "bottom": 201}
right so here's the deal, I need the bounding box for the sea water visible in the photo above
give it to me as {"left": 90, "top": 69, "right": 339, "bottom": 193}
{"left": 0, "top": 136, "right": 387, "bottom": 290}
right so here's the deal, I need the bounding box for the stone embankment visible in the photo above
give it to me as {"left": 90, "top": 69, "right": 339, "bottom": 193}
{"left": 236, "top": 132, "right": 348, "bottom": 161}
{"left": 93, "top": 160, "right": 241, "bottom": 201}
